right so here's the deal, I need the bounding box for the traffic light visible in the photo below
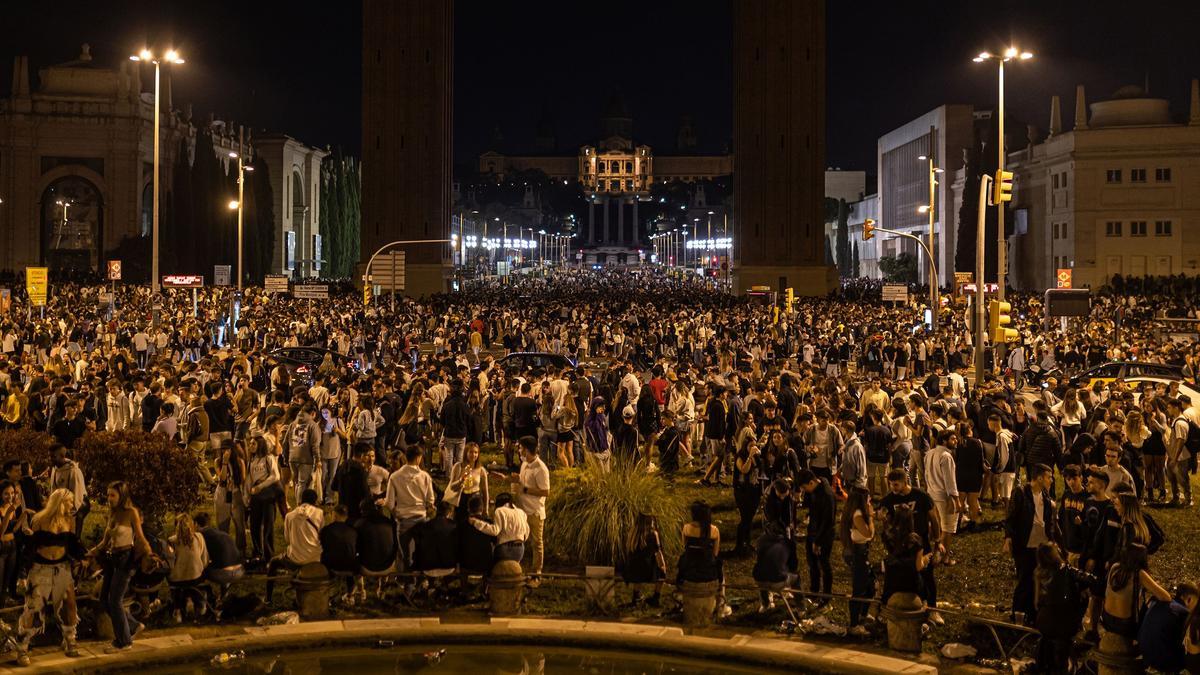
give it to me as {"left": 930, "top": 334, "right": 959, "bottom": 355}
{"left": 994, "top": 170, "right": 1014, "bottom": 203}
{"left": 988, "top": 299, "right": 1018, "bottom": 343}
{"left": 863, "top": 218, "right": 876, "bottom": 241}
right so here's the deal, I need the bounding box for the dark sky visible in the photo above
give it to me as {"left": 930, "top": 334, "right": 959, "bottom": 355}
{"left": 3, "top": 0, "right": 1199, "bottom": 174}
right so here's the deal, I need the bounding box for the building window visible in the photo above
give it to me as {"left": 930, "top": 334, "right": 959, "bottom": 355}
{"left": 1060, "top": 172, "right": 1067, "bottom": 186}
{"left": 1156, "top": 168, "right": 1171, "bottom": 182}
{"left": 624, "top": 179, "right": 633, "bottom": 191}
{"left": 1052, "top": 174, "right": 1059, "bottom": 189}
{"left": 1106, "top": 169, "right": 1122, "bottom": 183}
{"left": 1155, "top": 220, "right": 1172, "bottom": 236}
{"left": 625, "top": 161, "right": 633, "bottom": 173}
{"left": 1131, "top": 168, "right": 1147, "bottom": 183}
{"left": 1060, "top": 222, "right": 1068, "bottom": 239}
{"left": 608, "top": 179, "right": 618, "bottom": 191}
{"left": 1105, "top": 221, "right": 1122, "bottom": 237}
{"left": 1130, "top": 221, "right": 1147, "bottom": 236}
{"left": 1052, "top": 223, "right": 1059, "bottom": 239}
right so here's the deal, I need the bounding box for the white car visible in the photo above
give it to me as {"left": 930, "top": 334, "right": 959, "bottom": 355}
{"left": 1121, "top": 376, "right": 1200, "bottom": 414}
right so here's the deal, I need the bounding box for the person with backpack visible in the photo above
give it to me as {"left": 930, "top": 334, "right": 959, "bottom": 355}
{"left": 1166, "top": 397, "right": 1195, "bottom": 507}
{"left": 286, "top": 403, "right": 322, "bottom": 499}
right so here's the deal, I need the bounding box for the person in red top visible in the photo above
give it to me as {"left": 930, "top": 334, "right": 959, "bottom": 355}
{"left": 648, "top": 366, "right": 669, "bottom": 409}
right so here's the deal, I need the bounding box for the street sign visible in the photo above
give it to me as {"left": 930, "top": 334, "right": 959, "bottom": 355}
{"left": 292, "top": 284, "right": 329, "bottom": 300}
{"left": 954, "top": 272, "right": 974, "bottom": 284}
{"left": 161, "top": 275, "right": 204, "bottom": 288}
{"left": 25, "top": 267, "right": 48, "bottom": 306}
{"left": 265, "top": 275, "right": 290, "bottom": 294}
{"left": 882, "top": 284, "right": 908, "bottom": 302}
{"left": 1056, "top": 268, "right": 1072, "bottom": 289}
{"left": 214, "top": 265, "right": 232, "bottom": 286}
{"left": 1045, "top": 288, "right": 1090, "bottom": 317}
{"left": 107, "top": 260, "right": 122, "bottom": 281}
{"left": 367, "top": 251, "right": 406, "bottom": 291}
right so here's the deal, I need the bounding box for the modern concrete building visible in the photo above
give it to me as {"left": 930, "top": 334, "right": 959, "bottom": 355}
{"left": 361, "top": 0, "right": 454, "bottom": 296}
{"left": 733, "top": 0, "right": 831, "bottom": 295}
{"left": 877, "top": 105, "right": 976, "bottom": 286}
{"left": 825, "top": 169, "right": 867, "bottom": 204}
{"left": 992, "top": 81, "right": 1200, "bottom": 290}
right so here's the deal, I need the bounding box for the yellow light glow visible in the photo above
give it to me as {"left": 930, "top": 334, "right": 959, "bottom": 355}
{"left": 140, "top": 49, "right": 153, "bottom": 61}
{"left": 1004, "top": 47, "right": 1018, "bottom": 58}
{"left": 228, "top": 200, "right": 240, "bottom": 210}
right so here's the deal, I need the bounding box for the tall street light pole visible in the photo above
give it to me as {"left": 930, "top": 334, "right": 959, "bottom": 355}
{"left": 228, "top": 150, "right": 254, "bottom": 291}
{"left": 917, "top": 153, "right": 944, "bottom": 332}
{"left": 130, "top": 48, "right": 184, "bottom": 297}
{"left": 974, "top": 47, "right": 1032, "bottom": 303}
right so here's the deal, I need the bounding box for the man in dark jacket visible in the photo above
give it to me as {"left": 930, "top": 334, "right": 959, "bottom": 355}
{"left": 1004, "top": 463, "right": 1059, "bottom": 625}
{"left": 337, "top": 444, "right": 372, "bottom": 520}
{"left": 799, "top": 469, "right": 836, "bottom": 602}
{"left": 1019, "top": 412, "right": 1062, "bottom": 483}
{"left": 438, "top": 380, "right": 472, "bottom": 475}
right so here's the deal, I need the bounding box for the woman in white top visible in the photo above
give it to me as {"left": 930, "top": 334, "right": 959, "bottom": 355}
{"left": 839, "top": 487, "right": 875, "bottom": 635}
{"left": 447, "top": 442, "right": 491, "bottom": 523}
{"left": 1051, "top": 388, "right": 1087, "bottom": 449}
{"left": 247, "top": 436, "right": 282, "bottom": 561}
{"left": 167, "top": 513, "right": 209, "bottom": 623}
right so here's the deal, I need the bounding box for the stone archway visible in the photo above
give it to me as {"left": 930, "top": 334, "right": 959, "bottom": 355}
{"left": 41, "top": 175, "right": 104, "bottom": 273}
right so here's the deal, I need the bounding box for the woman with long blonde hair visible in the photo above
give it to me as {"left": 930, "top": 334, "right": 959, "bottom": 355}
{"left": 15, "top": 488, "right": 83, "bottom": 665}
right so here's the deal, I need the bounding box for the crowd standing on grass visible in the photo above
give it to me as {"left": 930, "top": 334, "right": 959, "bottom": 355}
{"left": 0, "top": 268, "right": 1198, "bottom": 672}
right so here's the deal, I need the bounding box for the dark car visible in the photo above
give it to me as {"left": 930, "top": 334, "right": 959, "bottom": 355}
{"left": 1069, "top": 361, "right": 1184, "bottom": 388}
{"left": 480, "top": 352, "right": 576, "bottom": 374}
{"left": 268, "top": 347, "right": 361, "bottom": 382}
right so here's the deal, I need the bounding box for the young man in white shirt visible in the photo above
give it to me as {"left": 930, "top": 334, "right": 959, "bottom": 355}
{"left": 382, "top": 446, "right": 435, "bottom": 570}
{"left": 265, "top": 488, "right": 324, "bottom": 605}
{"left": 923, "top": 429, "right": 960, "bottom": 564}
{"left": 513, "top": 437, "right": 550, "bottom": 583}
{"left": 469, "top": 493, "right": 529, "bottom": 564}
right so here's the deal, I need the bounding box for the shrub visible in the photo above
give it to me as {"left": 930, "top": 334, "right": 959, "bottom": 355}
{"left": 545, "top": 463, "right": 686, "bottom": 570}
{"left": 0, "top": 427, "right": 58, "bottom": 474}
{"left": 73, "top": 430, "right": 204, "bottom": 522}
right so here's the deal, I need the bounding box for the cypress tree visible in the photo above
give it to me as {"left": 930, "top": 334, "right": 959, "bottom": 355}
{"left": 835, "top": 198, "right": 850, "bottom": 278}
{"left": 852, "top": 241, "right": 861, "bottom": 278}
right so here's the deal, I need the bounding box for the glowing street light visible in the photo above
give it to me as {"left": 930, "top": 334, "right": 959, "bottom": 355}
{"left": 130, "top": 48, "right": 184, "bottom": 299}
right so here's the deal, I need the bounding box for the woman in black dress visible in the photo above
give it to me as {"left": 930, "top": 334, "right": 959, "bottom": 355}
{"left": 623, "top": 514, "right": 666, "bottom": 606}
{"left": 676, "top": 501, "right": 730, "bottom": 618}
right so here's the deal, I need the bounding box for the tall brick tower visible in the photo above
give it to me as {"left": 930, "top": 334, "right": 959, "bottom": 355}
{"left": 733, "top": 0, "right": 833, "bottom": 295}
{"left": 361, "top": 0, "right": 454, "bottom": 297}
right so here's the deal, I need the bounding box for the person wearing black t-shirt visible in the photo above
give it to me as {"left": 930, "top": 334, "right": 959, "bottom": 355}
{"left": 354, "top": 501, "right": 398, "bottom": 574}
{"left": 319, "top": 504, "right": 359, "bottom": 593}
{"left": 878, "top": 467, "right": 945, "bottom": 625}
{"left": 1057, "top": 465, "right": 1090, "bottom": 565}
{"left": 798, "top": 469, "right": 835, "bottom": 603}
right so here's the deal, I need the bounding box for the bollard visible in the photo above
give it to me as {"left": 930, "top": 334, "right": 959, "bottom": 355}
{"left": 584, "top": 566, "right": 616, "bottom": 614}
{"left": 291, "top": 563, "right": 333, "bottom": 620}
{"left": 1091, "top": 629, "right": 1142, "bottom": 675}
{"left": 881, "top": 592, "right": 927, "bottom": 652}
{"left": 489, "top": 560, "right": 525, "bottom": 615}
{"left": 679, "top": 580, "right": 720, "bottom": 627}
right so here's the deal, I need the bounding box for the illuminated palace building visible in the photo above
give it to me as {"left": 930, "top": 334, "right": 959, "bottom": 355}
{"left": 480, "top": 94, "right": 733, "bottom": 265}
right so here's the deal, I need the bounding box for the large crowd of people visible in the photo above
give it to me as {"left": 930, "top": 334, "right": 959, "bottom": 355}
{"left": 0, "top": 268, "right": 1198, "bottom": 673}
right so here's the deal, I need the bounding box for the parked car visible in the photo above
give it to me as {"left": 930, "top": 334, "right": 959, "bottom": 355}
{"left": 1069, "top": 361, "right": 1184, "bottom": 389}
{"left": 481, "top": 352, "right": 576, "bottom": 374}
{"left": 268, "top": 347, "right": 361, "bottom": 382}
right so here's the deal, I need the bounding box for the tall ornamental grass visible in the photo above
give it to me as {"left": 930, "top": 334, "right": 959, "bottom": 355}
{"left": 546, "top": 463, "right": 687, "bottom": 569}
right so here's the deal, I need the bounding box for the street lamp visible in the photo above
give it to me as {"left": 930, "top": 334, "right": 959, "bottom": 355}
{"left": 973, "top": 46, "right": 1032, "bottom": 303}
{"left": 54, "top": 200, "right": 71, "bottom": 249}
{"left": 917, "top": 154, "right": 945, "bottom": 331}
{"left": 130, "top": 48, "right": 184, "bottom": 298}
{"left": 228, "top": 152, "right": 253, "bottom": 290}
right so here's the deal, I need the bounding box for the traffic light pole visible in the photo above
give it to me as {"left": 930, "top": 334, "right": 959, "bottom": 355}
{"left": 974, "top": 175, "right": 993, "bottom": 388}
{"left": 863, "top": 222, "right": 938, "bottom": 333}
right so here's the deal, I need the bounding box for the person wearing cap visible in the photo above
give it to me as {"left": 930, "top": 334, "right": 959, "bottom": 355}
{"left": 613, "top": 405, "right": 642, "bottom": 465}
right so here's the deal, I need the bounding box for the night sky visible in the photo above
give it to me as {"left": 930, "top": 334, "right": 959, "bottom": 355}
{"left": 3, "top": 0, "right": 1198, "bottom": 177}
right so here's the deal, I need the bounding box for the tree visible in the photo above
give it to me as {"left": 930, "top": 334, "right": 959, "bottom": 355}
{"left": 824, "top": 235, "right": 835, "bottom": 266}
{"left": 954, "top": 114, "right": 1011, "bottom": 282}
{"left": 852, "top": 241, "right": 861, "bottom": 278}
{"left": 879, "top": 253, "right": 919, "bottom": 283}
{"left": 835, "top": 198, "right": 850, "bottom": 278}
